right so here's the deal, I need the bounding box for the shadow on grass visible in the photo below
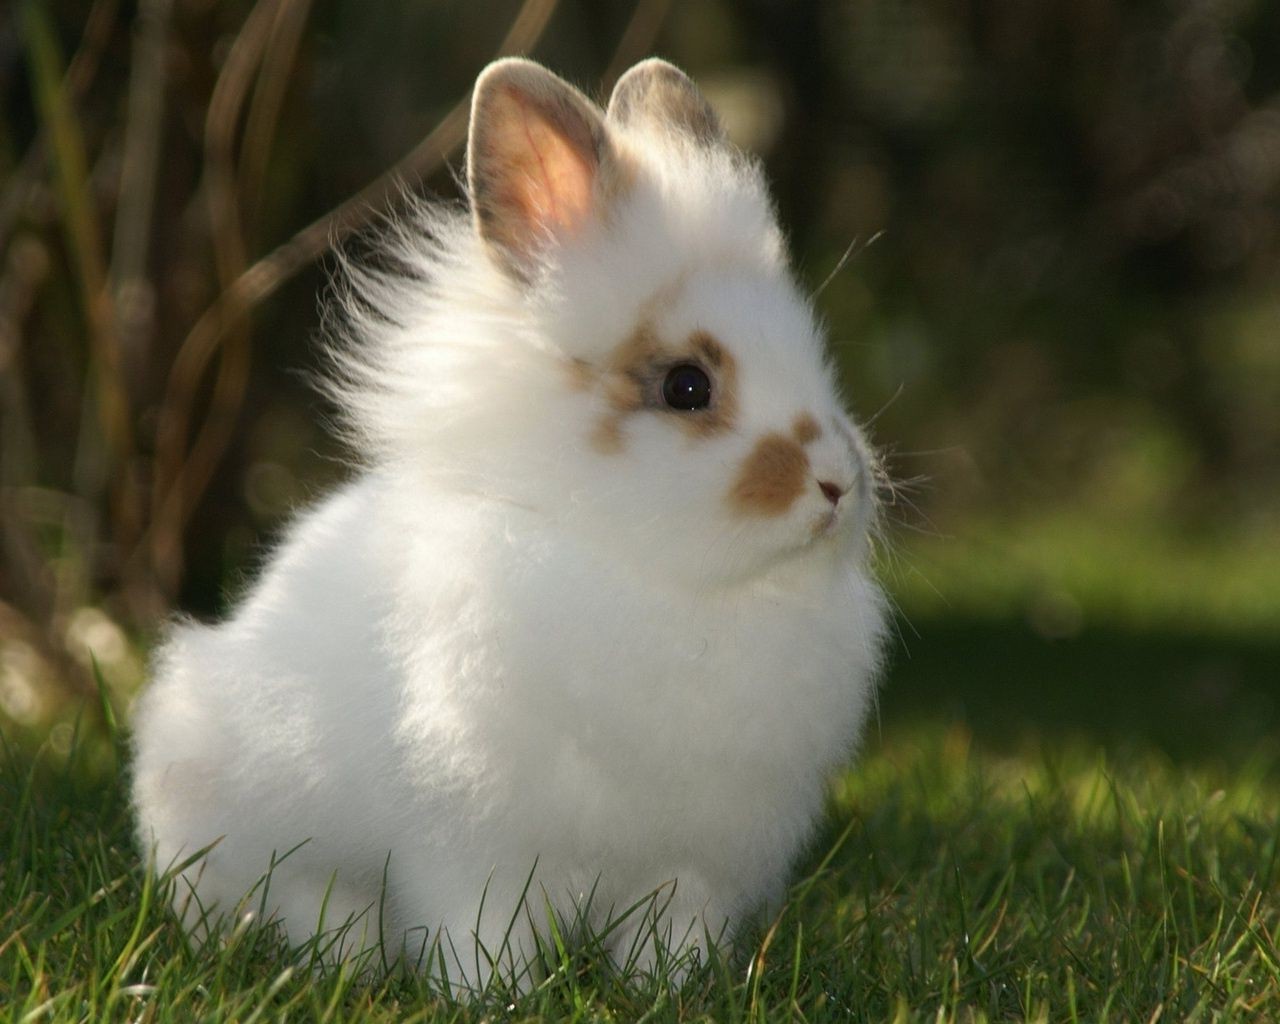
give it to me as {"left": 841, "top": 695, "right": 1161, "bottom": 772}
{"left": 879, "top": 612, "right": 1280, "bottom": 765}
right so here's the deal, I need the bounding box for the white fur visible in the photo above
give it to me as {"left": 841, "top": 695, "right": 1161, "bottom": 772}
{"left": 131, "top": 60, "right": 887, "bottom": 987}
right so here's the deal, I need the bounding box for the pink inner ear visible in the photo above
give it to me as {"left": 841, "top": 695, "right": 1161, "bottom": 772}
{"left": 497, "top": 87, "right": 597, "bottom": 241}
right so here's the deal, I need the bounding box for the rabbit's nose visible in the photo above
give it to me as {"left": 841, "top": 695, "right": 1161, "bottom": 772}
{"left": 817, "top": 479, "right": 845, "bottom": 506}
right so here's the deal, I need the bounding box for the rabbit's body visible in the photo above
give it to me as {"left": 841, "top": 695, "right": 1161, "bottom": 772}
{"left": 133, "top": 468, "right": 882, "bottom": 973}
{"left": 132, "top": 58, "right": 887, "bottom": 983}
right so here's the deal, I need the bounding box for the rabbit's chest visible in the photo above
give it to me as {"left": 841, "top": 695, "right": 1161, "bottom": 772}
{"left": 475, "top": 566, "right": 867, "bottom": 865}
{"left": 394, "top": 506, "right": 880, "bottom": 803}
{"left": 466, "top": 547, "right": 871, "bottom": 778}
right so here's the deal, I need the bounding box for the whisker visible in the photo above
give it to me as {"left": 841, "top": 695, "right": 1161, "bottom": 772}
{"left": 811, "top": 230, "right": 885, "bottom": 300}
{"left": 877, "top": 444, "right": 967, "bottom": 460}
{"left": 879, "top": 487, "right": 945, "bottom": 537}
{"left": 875, "top": 473, "right": 930, "bottom": 495}
{"left": 881, "top": 516, "right": 944, "bottom": 540}
{"left": 862, "top": 381, "right": 906, "bottom": 428}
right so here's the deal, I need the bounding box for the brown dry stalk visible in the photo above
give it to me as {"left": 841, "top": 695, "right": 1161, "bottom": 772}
{"left": 110, "top": 0, "right": 173, "bottom": 385}
{"left": 20, "top": 0, "right": 139, "bottom": 554}
{"left": 239, "top": 0, "right": 316, "bottom": 229}
{"left": 0, "top": 0, "right": 121, "bottom": 251}
{"left": 144, "top": 0, "right": 286, "bottom": 595}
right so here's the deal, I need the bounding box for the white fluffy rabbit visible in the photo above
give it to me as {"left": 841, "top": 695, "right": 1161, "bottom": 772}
{"left": 131, "top": 57, "right": 887, "bottom": 986}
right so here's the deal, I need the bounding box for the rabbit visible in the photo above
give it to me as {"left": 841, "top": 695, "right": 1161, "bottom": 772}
{"left": 130, "top": 56, "right": 888, "bottom": 988}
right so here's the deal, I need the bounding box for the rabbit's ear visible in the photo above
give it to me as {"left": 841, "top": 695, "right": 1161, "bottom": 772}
{"left": 607, "top": 58, "right": 724, "bottom": 145}
{"left": 468, "top": 58, "right": 615, "bottom": 280}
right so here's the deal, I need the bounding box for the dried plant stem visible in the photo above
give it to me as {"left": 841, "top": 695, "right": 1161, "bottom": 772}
{"left": 0, "top": 0, "right": 121, "bottom": 251}
{"left": 239, "top": 0, "right": 316, "bottom": 229}
{"left": 0, "top": 241, "right": 52, "bottom": 626}
{"left": 109, "top": 0, "right": 173, "bottom": 384}
{"left": 144, "top": 0, "right": 281, "bottom": 596}
{"left": 20, "top": 0, "right": 138, "bottom": 545}
{"left": 2, "top": 0, "right": 119, "bottom": 638}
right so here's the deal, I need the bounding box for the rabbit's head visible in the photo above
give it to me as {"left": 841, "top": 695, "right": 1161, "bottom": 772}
{"left": 336, "top": 59, "right": 879, "bottom": 588}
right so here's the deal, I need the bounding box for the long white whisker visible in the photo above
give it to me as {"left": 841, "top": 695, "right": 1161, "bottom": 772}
{"left": 811, "top": 230, "right": 885, "bottom": 300}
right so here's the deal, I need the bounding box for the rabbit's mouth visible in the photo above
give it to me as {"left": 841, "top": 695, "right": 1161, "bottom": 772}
{"left": 794, "top": 505, "right": 847, "bottom": 553}
{"left": 806, "top": 484, "right": 874, "bottom": 552}
{"left": 814, "top": 507, "right": 840, "bottom": 538}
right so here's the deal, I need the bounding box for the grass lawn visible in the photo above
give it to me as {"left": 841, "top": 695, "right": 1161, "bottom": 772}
{"left": 3, "top": 520, "right": 1279, "bottom": 1021}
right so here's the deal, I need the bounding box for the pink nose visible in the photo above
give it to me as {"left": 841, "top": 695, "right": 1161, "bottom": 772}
{"left": 818, "top": 479, "right": 844, "bottom": 506}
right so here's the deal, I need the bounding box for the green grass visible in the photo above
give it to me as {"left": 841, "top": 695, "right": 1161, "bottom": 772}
{"left": 5, "top": 517, "right": 1280, "bottom": 1020}
{"left": 887, "top": 514, "right": 1280, "bottom": 637}
{"left": 4, "top": 706, "right": 1279, "bottom": 1022}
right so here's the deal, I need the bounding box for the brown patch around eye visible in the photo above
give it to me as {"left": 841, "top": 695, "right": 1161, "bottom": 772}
{"left": 677, "top": 331, "right": 738, "bottom": 440}
{"left": 691, "top": 330, "right": 725, "bottom": 368}
{"left": 605, "top": 324, "right": 664, "bottom": 398}
{"left": 792, "top": 413, "right": 821, "bottom": 445}
{"left": 592, "top": 417, "right": 625, "bottom": 454}
{"left": 586, "top": 324, "right": 659, "bottom": 453}
{"left": 729, "top": 433, "right": 810, "bottom": 517}
{"left": 587, "top": 323, "right": 739, "bottom": 453}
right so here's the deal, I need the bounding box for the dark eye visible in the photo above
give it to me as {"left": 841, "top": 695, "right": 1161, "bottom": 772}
{"left": 661, "top": 364, "right": 712, "bottom": 411}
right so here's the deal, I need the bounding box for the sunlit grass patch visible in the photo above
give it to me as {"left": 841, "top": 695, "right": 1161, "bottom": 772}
{"left": 887, "top": 513, "right": 1280, "bottom": 637}
{"left": 4, "top": 719, "right": 1278, "bottom": 1022}
{"left": 761, "top": 726, "right": 1280, "bottom": 1021}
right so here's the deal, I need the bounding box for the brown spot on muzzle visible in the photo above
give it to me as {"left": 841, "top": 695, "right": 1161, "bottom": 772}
{"left": 729, "top": 433, "right": 810, "bottom": 517}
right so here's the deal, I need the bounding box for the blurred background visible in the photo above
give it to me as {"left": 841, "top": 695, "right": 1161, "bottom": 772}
{"left": 1, "top": 0, "right": 1277, "bottom": 771}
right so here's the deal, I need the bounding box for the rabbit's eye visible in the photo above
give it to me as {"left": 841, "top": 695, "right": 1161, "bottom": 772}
{"left": 662, "top": 364, "right": 712, "bottom": 411}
